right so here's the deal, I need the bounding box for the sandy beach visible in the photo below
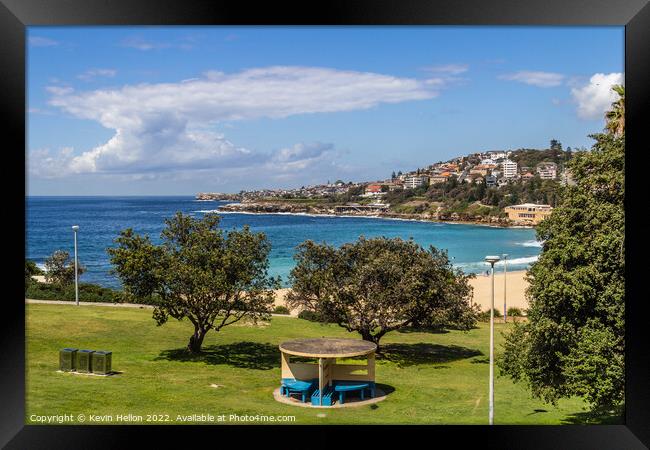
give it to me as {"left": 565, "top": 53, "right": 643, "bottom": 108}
{"left": 467, "top": 270, "right": 529, "bottom": 312}
{"left": 273, "top": 269, "right": 530, "bottom": 316}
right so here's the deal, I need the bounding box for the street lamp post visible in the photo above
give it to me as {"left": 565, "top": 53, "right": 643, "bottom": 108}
{"left": 502, "top": 254, "right": 508, "bottom": 323}
{"left": 485, "top": 255, "right": 500, "bottom": 425}
{"left": 72, "top": 225, "right": 79, "bottom": 306}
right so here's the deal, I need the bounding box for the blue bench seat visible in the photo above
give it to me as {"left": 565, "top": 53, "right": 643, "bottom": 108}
{"left": 281, "top": 378, "right": 317, "bottom": 403}
{"left": 311, "top": 386, "right": 335, "bottom": 406}
{"left": 333, "top": 381, "right": 376, "bottom": 404}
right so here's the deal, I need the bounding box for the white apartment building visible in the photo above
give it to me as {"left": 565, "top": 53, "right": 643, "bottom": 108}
{"left": 488, "top": 151, "right": 509, "bottom": 160}
{"left": 403, "top": 175, "right": 428, "bottom": 189}
{"left": 501, "top": 159, "right": 518, "bottom": 179}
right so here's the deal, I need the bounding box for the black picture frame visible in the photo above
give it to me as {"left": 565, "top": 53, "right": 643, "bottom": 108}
{"left": 4, "top": 0, "right": 649, "bottom": 447}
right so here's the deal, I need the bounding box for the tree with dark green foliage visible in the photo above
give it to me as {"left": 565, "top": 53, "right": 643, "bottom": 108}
{"left": 108, "top": 212, "right": 278, "bottom": 353}
{"left": 25, "top": 259, "right": 43, "bottom": 291}
{"left": 499, "top": 125, "right": 624, "bottom": 411}
{"left": 44, "top": 250, "right": 85, "bottom": 287}
{"left": 286, "top": 237, "right": 478, "bottom": 350}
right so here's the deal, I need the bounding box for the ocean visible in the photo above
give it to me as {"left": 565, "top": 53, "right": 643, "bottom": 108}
{"left": 26, "top": 196, "right": 541, "bottom": 289}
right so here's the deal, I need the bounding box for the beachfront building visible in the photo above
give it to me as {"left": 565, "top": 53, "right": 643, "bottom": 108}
{"left": 536, "top": 162, "right": 558, "bottom": 180}
{"left": 504, "top": 203, "right": 553, "bottom": 225}
{"left": 403, "top": 175, "right": 428, "bottom": 189}
{"left": 501, "top": 159, "right": 518, "bottom": 179}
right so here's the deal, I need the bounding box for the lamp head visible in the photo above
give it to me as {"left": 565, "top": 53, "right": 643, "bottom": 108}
{"left": 72, "top": 225, "right": 79, "bottom": 231}
{"left": 484, "top": 255, "right": 500, "bottom": 265}
{"left": 502, "top": 253, "right": 508, "bottom": 259}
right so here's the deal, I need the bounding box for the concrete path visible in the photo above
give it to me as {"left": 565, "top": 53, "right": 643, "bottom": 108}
{"left": 25, "top": 298, "right": 296, "bottom": 318}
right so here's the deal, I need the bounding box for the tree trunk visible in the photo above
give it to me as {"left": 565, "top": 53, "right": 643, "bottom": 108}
{"left": 359, "top": 330, "right": 383, "bottom": 354}
{"left": 187, "top": 327, "right": 207, "bottom": 354}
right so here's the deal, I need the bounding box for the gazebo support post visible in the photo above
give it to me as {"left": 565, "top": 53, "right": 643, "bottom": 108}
{"left": 318, "top": 358, "right": 324, "bottom": 405}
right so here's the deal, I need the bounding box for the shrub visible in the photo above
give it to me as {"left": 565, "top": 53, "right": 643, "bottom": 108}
{"left": 507, "top": 307, "right": 524, "bottom": 317}
{"left": 273, "top": 305, "right": 290, "bottom": 315}
{"left": 25, "top": 281, "right": 125, "bottom": 303}
{"left": 297, "top": 310, "right": 326, "bottom": 322}
{"left": 477, "top": 308, "right": 502, "bottom": 322}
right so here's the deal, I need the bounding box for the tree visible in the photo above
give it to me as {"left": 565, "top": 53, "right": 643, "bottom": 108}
{"left": 605, "top": 84, "right": 625, "bottom": 137}
{"left": 108, "top": 212, "right": 278, "bottom": 354}
{"left": 44, "top": 250, "right": 85, "bottom": 287}
{"left": 498, "top": 131, "right": 624, "bottom": 411}
{"left": 25, "top": 259, "right": 43, "bottom": 291}
{"left": 286, "top": 237, "right": 478, "bottom": 350}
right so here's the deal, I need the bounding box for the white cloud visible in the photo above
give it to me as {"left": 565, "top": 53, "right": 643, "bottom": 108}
{"left": 34, "top": 66, "right": 442, "bottom": 179}
{"left": 28, "top": 36, "right": 59, "bottom": 47}
{"left": 28, "top": 107, "right": 54, "bottom": 115}
{"left": 425, "top": 64, "right": 469, "bottom": 75}
{"left": 121, "top": 37, "right": 194, "bottom": 51}
{"left": 77, "top": 68, "right": 117, "bottom": 82}
{"left": 499, "top": 71, "right": 565, "bottom": 87}
{"left": 570, "top": 72, "right": 624, "bottom": 120}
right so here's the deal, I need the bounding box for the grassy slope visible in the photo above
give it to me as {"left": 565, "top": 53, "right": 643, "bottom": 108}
{"left": 26, "top": 303, "right": 614, "bottom": 425}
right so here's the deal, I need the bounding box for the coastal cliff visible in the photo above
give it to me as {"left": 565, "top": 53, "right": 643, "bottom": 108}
{"left": 217, "top": 201, "right": 519, "bottom": 227}
{"left": 196, "top": 192, "right": 242, "bottom": 201}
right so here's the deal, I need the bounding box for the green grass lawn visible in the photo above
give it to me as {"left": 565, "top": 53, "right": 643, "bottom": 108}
{"left": 25, "top": 303, "right": 618, "bottom": 425}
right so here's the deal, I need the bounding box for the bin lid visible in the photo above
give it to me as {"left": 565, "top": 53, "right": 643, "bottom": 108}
{"left": 95, "top": 351, "right": 112, "bottom": 355}
{"left": 62, "top": 348, "right": 78, "bottom": 351}
{"left": 79, "top": 349, "right": 95, "bottom": 353}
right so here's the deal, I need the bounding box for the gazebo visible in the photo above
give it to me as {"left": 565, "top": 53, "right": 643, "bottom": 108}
{"left": 277, "top": 338, "right": 379, "bottom": 407}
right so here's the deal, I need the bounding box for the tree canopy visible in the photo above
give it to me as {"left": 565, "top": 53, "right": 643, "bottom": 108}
{"left": 44, "top": 250, "right": 85, "bottom": 287}
{"left": 108, "top": 212, "right": 278, "bottom": 353}
{"left": 499, "top": 105, "right": 625, "bottom": 410}
{"left": 25, "top": 259, "right": 43, "bottom": 291}
{"left": 605, "top": 84, "right": 625, "bottom": 137}
{"left": 286, "top": 236, "right": 478, "bottom": 349}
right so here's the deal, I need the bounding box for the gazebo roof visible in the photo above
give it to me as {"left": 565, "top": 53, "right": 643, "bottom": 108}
{"left": 279, "top": 338, "right": 377, "bottom": 358}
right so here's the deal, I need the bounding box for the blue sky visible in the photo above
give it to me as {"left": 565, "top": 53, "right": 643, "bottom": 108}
{"left": 27, "top": 26, "right": 624, "bottom": 195}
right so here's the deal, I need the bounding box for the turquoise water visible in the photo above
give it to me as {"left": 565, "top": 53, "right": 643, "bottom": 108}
{"left": 26, "top": 196, "right": 541, "bottom": 288}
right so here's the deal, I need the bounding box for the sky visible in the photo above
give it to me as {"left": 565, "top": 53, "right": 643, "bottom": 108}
{"left": 27, "top": 26, "right": 624, "bottom": 195}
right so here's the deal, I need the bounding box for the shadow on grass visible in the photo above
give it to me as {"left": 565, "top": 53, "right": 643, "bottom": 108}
{"left": 396, "top": 326, "right": 449, "bottom": 335}
{"left": 155, "top": 341, "right": 280, "bottom": 370}
{"left": 471, "top": 357, "right": 489, "bottom": 364}
{"left": 379, "top": 343, "right": 482, "bottom": 367}
{"left": 560, "top": 405, "right": 625, "bottom": 425}
{"left": 526, "top": 408, "right": 548, "bottom": 416}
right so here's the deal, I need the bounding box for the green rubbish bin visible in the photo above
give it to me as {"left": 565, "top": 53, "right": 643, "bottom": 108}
{"left": 59, "top": 348, "right": 78, "bottom": 371}
{"left": 92, "top": 351, "right": 112, "bottom": 375}
{"left": 77, "top": 350, "right": 95, "bottom": 373}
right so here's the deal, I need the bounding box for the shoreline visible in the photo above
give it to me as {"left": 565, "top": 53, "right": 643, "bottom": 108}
{"left": 197, "top": 204, "right": 535, "bottom": 229}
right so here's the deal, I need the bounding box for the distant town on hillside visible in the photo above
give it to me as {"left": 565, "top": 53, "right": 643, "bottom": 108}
{"left": 197, "top": 140, "right": 578, "bottom": 226}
